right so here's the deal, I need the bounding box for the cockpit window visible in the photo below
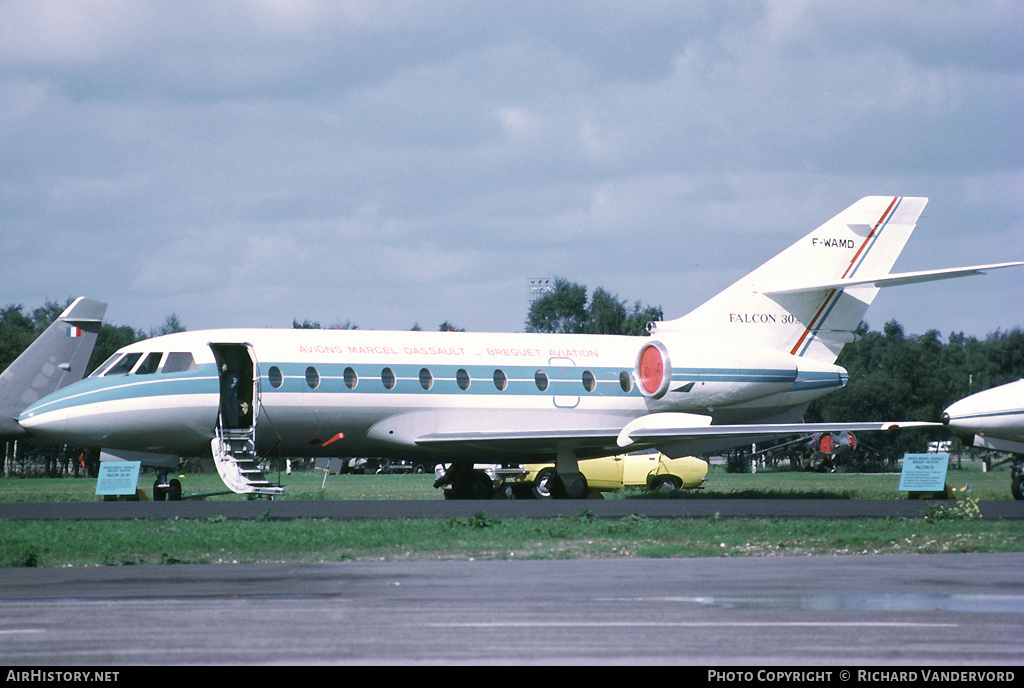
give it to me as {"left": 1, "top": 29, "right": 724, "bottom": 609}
{"left": 162, "top": 352, "right": 197, "bottom": 374}
{"left": 135, "top": 352, "right": 163, "bottom": 375}
{"left": 89, "top": 353, "right": 123, "bottom": 378}
{"left": 105, "top": 353, "right": 142, "bottom": 376}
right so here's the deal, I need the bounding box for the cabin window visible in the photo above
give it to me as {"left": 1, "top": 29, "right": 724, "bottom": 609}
{"left": 457, "top": 368, "right": 471, "bottom": 391}
{"left": 619, "top": 371, "right": 633, "bottom": 393}
{"left": 268, "top": 366, "right": 283, "bottom": 388}
{"left": 105, "top": 353, "right": 142, "bottom": 376}
{"left": 535, "top": 370, "right": 549, "bottom": 392}
{"left": 582, "top": 370, "right": 596, "bottom": 392}
{"left": 305, "top": 366, "right": 320, "bottom": 389}
{"left": 493, "top": 369, "right": 507, "bottom": 391}
{"left": 162, "top": 352, "right": 196, "bottom": 374}
{"left": 382, "top": 367, "right": 396, "bottom": 390}
{"left": 419, "top": 368, "right": 433, "bottom": 390}
{"left": 344, "top": 367, "right": 358, "bottom": 389}
{"left": 135, "top": 352, "right": 163, "bottom": 375}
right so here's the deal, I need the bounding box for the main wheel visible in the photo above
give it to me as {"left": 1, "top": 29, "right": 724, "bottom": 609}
{"left": 532, "top": 469, "right": 561, "bottom": 499}
{"left": 1012, "top": 474, "right": 1024, "bottom": 501}
{"left": 454, "top": 470, "right": 494, "bottom": 499}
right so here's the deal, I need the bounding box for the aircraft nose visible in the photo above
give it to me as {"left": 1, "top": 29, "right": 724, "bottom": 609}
{"left": 18, "top": 405, "right": 68, "bottom": 437}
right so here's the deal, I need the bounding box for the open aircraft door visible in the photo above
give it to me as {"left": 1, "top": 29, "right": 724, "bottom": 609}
{"left": 209, "top": 343, "right": 282, "bottom": 496}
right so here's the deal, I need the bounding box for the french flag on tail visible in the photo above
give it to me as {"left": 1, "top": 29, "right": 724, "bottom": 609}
{"left": 67, "top": 326, "right": 83, "bottom": 338}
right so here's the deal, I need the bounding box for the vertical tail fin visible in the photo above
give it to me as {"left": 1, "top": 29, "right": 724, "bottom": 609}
{"left": 652, "top": 197, "right": 928, "bottom": 362}
{"left": 0, "top": 297, "right": 107, "bottom": 438}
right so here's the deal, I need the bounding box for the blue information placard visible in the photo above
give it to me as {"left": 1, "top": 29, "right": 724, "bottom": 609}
{"left": 96, "top": 461, "right": 142, "bottom": 496}
{"left": 898, "top": 453, "right": 949, "bottom": 492}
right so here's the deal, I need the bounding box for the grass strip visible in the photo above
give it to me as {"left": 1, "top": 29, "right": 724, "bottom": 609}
{"left": 2, "top": 513, "right": 1021, "bottom": 568}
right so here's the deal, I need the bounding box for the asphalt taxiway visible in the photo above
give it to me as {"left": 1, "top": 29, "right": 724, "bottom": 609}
{"left": 0, "top": 554, "right": 1021, "bottom": 666}
{"left": 1, "top": 499, "right": 1020, "bottom": 666}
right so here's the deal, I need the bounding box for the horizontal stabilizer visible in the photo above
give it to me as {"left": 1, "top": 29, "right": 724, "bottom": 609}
{"left": 763, "top": 262, "right": 1024, "bottom": 295}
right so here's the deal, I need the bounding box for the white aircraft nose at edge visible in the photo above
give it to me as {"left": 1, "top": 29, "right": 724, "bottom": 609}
{"left": 943, "top": 379, "right": 1024, "bottom": 500}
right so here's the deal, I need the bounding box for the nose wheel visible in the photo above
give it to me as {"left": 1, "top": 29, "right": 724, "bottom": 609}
{"left": 153, "top": 474, "right": 183, "bottom": 501}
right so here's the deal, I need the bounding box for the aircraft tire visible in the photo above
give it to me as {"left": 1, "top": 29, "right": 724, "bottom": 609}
{"left": 168, "top": 479, "right": 182, "bottom": 501}
{"left": 153, "top": 480, "right": 167, "bottom": 502}
{"left": 531, "top": 469, "right": 561, "bottom": 499}
{"left": 454, "top": 470, "right": 494, "bottom": 500}
{"left": 1012, "top": 474, "right": 1024, "bottom": 501}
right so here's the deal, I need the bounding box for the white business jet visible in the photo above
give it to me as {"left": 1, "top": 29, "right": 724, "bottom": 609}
{"left": 943, "top": 380, "right": 1024, "bottom": 499}
{"left": 14, "top": 196, "right": 1022, "bottom": 499}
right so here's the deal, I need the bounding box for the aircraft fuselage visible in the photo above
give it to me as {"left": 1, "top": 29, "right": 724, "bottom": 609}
{"left": 17, "top": 327, "right": 847, "bottom": 463}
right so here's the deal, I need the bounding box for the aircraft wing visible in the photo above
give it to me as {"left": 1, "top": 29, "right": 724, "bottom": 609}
{"left": 762, "top": 262, "right": 1024, "bottom": 295}
{"left": 415, "top": 414, "right": 938, "bottom": 456}
{"left": 416, "top": 427, "right": 623, "bottom": 454}
{"left": 614, "top": 414, "right": 939, "bottom": 447}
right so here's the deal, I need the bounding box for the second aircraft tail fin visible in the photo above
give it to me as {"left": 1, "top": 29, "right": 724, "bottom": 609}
{"left": 0, "top": 297, "right": 107, "bottom": 438}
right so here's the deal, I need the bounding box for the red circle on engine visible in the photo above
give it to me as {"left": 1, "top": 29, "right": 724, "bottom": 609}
{"left": 638, "top": 345, "right": 665, "bottom": 395}
{"left": 818, "top": 434, "right": 834, "bottom": 453}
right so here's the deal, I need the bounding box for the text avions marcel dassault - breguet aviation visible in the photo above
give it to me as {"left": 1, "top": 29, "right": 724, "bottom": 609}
{"left": 9, "top": 196, "right": 1023, "bottom": 499}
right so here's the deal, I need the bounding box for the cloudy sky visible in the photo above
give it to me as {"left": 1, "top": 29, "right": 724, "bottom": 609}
{"left": 2, "top": 1, "right": 1021, "bottom": 340}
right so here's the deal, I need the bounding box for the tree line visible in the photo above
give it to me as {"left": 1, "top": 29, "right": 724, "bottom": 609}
{"left": 806, "top": 321, "right": 1024, "bottom": 458}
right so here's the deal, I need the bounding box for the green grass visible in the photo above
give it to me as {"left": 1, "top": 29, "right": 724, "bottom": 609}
{"left": 0, "top": 461, "right": 1019, "bottom": 568}
{"left": 1, "top": 512, "right": 1019, "bottom": 568}
{"left": 0, "top": 459, "right": 1015, "bottom": 502}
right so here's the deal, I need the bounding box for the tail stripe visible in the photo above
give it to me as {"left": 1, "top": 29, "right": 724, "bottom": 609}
{"left": 843, "top": 196, "right": 901, "bottom": 280}
{"left": 789, "top": 196, "right": 901, "bottom": 356}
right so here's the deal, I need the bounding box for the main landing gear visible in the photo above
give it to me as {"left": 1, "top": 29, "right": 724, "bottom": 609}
{"left": 434, "top": 462, "right": 496, "bottom": 499}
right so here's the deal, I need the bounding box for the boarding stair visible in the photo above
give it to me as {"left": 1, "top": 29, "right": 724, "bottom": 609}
{"left": 211, "top": 426, "right": 284, "bottom": 497}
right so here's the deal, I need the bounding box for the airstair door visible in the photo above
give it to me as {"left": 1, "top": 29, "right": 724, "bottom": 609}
{"left": 211, "top": 343, "right": 257, "bottom": 431}
{"left": 209, "top": 343, "right": 282, "bottom": 496}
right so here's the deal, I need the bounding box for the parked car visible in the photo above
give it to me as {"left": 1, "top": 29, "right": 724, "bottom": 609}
{"left": 434, "top": 451, "right": 708, "bottom": 499}
{"left": 525, "top": 451, "right": 708, "bottom": 498}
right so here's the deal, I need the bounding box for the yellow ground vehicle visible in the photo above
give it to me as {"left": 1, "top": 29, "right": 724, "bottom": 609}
{"left": 525, "top": 451, "right": 708, "bottom": 498}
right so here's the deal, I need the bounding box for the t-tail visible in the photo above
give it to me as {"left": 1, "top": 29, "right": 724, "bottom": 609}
{"left": 0, "top": 297, "right": 107, "bottom": 438}
{"left": 653, "top": 196, "right": 929, "bottom": 362}
{"left": 653, "top": 195, "right": 1022, "bottom": 366}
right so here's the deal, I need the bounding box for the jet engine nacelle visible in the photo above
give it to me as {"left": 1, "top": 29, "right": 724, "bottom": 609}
{"left": 814, "top": 431, "right": 857, "bottom": 455}
{"left": 634, "top": 338, "right": 803, "bottom": 411}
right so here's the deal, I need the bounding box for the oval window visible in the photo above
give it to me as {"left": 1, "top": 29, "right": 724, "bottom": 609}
{"left": 619, "top": 371, "right": 633, "bottom": 393}
{"left": 305, "top": 366, "right": 320, "bottom": 389}
{"left": 582, "top": 370, "right": 596, "bottom": 392}
{"left": 457, "top": 369, "right": 471, "bottom": 391}
{"left": 268, "top": 366, "right": 283, "bottom": 388}
{"left": 535, "top": 370, "right": 549, "bottom": 392}
{"left": 419, "top": 368, "right": 433, "bottom": 390}
{"left": 493, "top": 369, "right": 507, "bottom": 391}
{"left": 382, "top": 367, "right": 396, "bottom": 390}
{"left": 344, "top": 366, "right": 358, "bottom": 390}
